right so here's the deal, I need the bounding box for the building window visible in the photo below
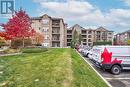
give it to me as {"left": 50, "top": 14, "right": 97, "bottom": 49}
{"left": 88, "top": 43, "right": 92, "bottom": 46}
{"left": 83, "top": 43, "right": 86, "bottom": 45}
{"left": 108, "top": 32, "right": 112, "bottom": 35}
{"left": 67, "top": 43, "right": 71, "bottom": 46}
{"left": 42, "top": 19, "right": 49, "bottom": 25}
{"left": 88, "top": 39, "right": 92, "bottom": 42}
{"left": 67, "top": 39, "right": 71, "bottom": 42}
{"left": 88, "top": 31, "right": 92, "bottom": 34}
{"left": 67, "top": 35, "right": 72, "bottom": 38}
{"left": 42, "top": 28, "right": 49, "bottom": 32}
{"left": 88, "top": 35, "right": 92, "bottom": 38}
{"left": 83, "top": 39, "right": 86, "bottom": 42}
{"left": 67, "top": 30, "right": 72, "bottom": 34}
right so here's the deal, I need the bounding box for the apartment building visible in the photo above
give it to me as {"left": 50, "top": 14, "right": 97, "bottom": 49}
{"left": 31, "top": 14, "right": 113, "bottom": 47}
{"left": 94, "top": 27, "right": 114, "bottom": 42}
{"left": 66, "top": 24, "right": 93, "bottom": 46}
{"left": 115, "top": 30, "right": 130, "bottom": 45}
{"left": 67, "top": 24, "right": 93, "bottom": 46}
{"left": 31, "top": 14, "right": 66, "bottom": 47}
{"left": 66, "top": 25, "right": 113, "bottom": 46}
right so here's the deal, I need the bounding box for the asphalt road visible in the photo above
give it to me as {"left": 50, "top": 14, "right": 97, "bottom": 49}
{"left": 84, "top": 57, "right": 130, "bottom": 87}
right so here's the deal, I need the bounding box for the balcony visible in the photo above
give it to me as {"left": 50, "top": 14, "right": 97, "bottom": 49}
{"left": 83, "top": 39, "right": 86, "bottom": 42}
{"left": 52, "top": 30, "right": 60, "bottom": 34}
{"left": 52, "top": 42, "right": 60, "bottom": 47}
{"left": 52, "top": 35, "right": 60, "bottom": 41}
{"left": 67, "top": 30, "right": 72, "bottom": 35}
{"left": 52, "top": 24, "right": 60, "bottom": 27}
{"left": 67, "top": 39, "right": 72, "bottom": 42}
{"left": 67, "top": 35, "right": 72, "bottom": 38}
{"left": 82, "top": 35, "right": 86, "bottom": 38}
{"left": 52, "top": 20, "right": 60, "bottom": 27}
{"left": 52, "top": 39, "right": 60, "bottom": 42}
{"left": 81, "top": 30, "right": 86, "bottom": 35}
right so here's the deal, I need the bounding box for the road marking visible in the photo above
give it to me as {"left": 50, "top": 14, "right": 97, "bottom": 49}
{"left": 76, "top": 50, "right": 113, "bottom": 87}
{"left": 106, "top": 78, "right": 130, "bottom": 80}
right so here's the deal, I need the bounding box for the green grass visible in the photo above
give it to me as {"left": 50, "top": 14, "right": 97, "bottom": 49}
{"left": 0, "top": 48, "right": 108, "bottom": 87}
{"left": 22, "top": 47, "right": 48, "bottom": 53}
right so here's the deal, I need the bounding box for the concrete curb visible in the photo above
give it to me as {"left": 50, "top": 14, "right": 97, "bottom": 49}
{"left": 0, "top": 53, "right": 22, "bottom": 57}
{"left": 76, "top": 50, "right": 113, "bottom": 87}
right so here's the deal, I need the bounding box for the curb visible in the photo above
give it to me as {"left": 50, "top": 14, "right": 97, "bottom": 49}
{"left": 0, "top": 53, "right": 22, "bottom": 57}
{"left": 76, "top": 50, "right": 113, "bottom": 87}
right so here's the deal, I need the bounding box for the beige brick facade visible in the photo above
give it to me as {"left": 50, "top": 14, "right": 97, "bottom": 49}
{"left": 31, "top": 14, "right": 114, "bottom": 47}
{"left": 31, "top": 14, "right": 66, "bottom": 47}
{"left": 66, "top": 24, "right": 113, "bottom": 46}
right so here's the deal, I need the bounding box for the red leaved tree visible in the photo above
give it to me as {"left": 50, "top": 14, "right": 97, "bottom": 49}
{"left": 0, "top": 9, "right": 33, "bottom": 47}
{"left": 31, "top": 29, "right": 44, "bottom": 45}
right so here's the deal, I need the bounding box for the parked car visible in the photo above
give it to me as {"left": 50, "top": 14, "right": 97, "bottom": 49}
{"left": 90, "top": 46, "right": 130, "bottom": 75}
{"left": 77, "top": 45, "right": 85, "bottom": 53}
{"left": 82, "top": 46, "right": 91, "bottom": 57}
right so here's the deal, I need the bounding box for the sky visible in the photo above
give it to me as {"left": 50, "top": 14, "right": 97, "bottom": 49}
{"left": 0, "top": 0, "right": 130, "bottom": 33}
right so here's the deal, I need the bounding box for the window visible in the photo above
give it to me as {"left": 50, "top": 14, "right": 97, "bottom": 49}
{"left": 88, "top": 43, "right": 92, "bottom": 46}
{"left": 42, "top": 19, "right": 49, "bottom": 25}
{"left": 67, "top": 43, "right": 71, "bottom": 46}
{"left": 88, "top": 39, "right": 92, "bottom": 42}
{"left": 88, "top": 35, "right": 92, "bottom": 38}
{"left": 42, "top": 28, "right": 49, "bottom": 32}
{"left": 88, "top": 31, "right": 92, "bottom": 34}
{"left": 83, "top": 43, "right": 86, "bottom": 45}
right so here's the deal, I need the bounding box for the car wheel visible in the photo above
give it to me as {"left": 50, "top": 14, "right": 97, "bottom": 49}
{"left": 111, "top": 65, "right": 121, "bottom": 75}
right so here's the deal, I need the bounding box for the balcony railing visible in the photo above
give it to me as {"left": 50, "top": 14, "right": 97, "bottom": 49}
{"left": 52, "top": 23, "right": 60, "bottom": 27}
{"left": 52, "top": 38, "right": 60, "bottom": 41}
{"left": 52, "top": 31, "right": 60, "bottom": 34}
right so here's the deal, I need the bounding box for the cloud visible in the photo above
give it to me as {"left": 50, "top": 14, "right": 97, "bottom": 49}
{"left": 122, "top": 0, "right": 130, "bottom": 6}
{"left": 33, "top": 0, "right": 130, "bottom": 33}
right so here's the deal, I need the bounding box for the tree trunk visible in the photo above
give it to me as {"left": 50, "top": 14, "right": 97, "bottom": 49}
{"left": 22, "top": 37, "right": 25, "bottom": 48}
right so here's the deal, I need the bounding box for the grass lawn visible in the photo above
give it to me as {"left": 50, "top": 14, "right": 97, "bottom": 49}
{"left": 0, "top": 48, "right": 108, "bottom": 87}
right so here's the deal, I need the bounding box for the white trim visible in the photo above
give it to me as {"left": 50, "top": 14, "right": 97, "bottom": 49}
{"left": 76, "top": 50, "right": 113, "bottom": 87}
{"left": 106, "top": 78, "right": 130, "bottom": 80}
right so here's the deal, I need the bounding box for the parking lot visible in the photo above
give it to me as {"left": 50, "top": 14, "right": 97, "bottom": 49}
{"left": 84, "top": 57, "right": 130, "bottom": 87}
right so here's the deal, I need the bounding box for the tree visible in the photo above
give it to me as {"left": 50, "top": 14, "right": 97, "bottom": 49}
{"left": 71, "top": 30, "right": 78, "bottom": 48}
{"left": 31, "top": 32, "right": 44, "bottom": 45}
{"left": 0, "top": 32, "right": 12, "bottom": 40}
{"left": 127, "top": 39, "right": 130, "bottom": 45}
{"left": 72, "top": 29, "right": 78, "bottom": 42}
{"left": 0, "top": 9, "right": 33, "bottom": 47}
{"left": 78, "top": 34, "right": 82, "bottom": 44}
{"left": 0, "top": 36, "right": 6, "bottom": 47}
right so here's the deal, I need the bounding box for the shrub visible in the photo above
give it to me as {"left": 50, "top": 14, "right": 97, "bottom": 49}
{"left": 22, "top": 48, "right": 48, "bottom": 53}
{"left": 93, "top": 41, "right": 112, "bottom": 45}
{"left": 35, "top": 44, "right": 42, "bottom": 46}
{"left": 70, "top": 40, "right": 76, "bottom": 49}
{"left": 4, "top": 48, "right": 20, "bottom": 54}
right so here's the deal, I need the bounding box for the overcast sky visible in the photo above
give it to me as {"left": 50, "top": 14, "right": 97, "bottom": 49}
{"left": 0, "top": 0, "right": 130, "bottom": 33}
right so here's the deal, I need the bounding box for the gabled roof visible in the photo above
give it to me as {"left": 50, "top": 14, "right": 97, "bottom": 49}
{"left": 95, "top": 26, "right": 108, "bottom": 31}
{"left": 31, "top": 14, "right": 63, "bottom": 20}
{"left": 69, "top": 24, "right": 86, "bottom": 30}
{"left": 95, "top": 26, "right": 113, "bottom": 32}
